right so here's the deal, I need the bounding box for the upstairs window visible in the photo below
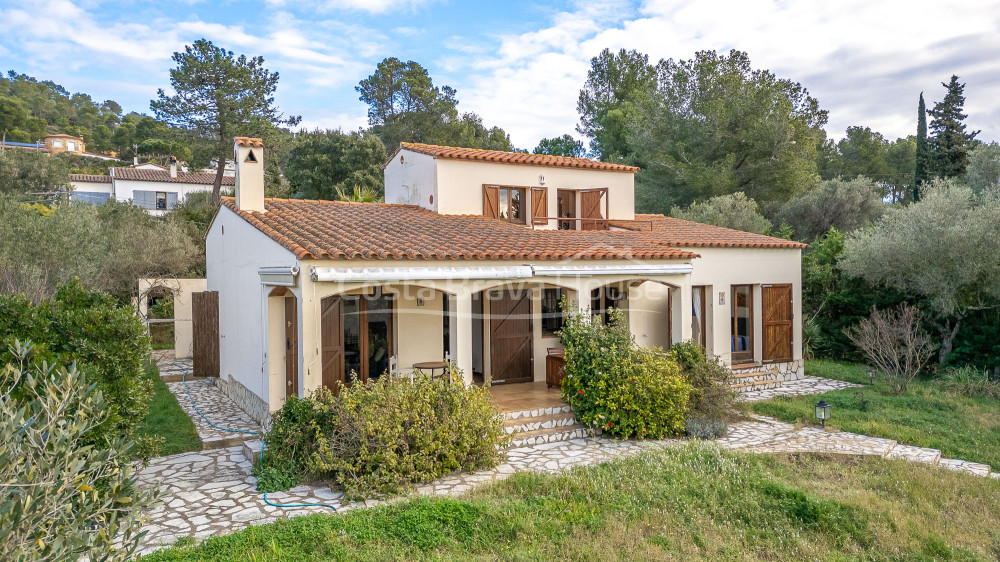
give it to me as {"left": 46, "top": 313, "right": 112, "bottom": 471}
{"left": 483, "top": 185, "right": 526, "bottom": 224}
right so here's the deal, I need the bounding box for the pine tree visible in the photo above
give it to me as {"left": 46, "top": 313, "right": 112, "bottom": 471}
{"left": 927, "top": 75, "right": 978, "bottom": 180}
{"left": 914, "top": 92, "right": 928, "bottom": 201}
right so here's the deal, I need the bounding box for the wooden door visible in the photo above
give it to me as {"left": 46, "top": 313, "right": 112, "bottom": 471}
{"left": 284, "top": 296, "right": 298, "bottom": 399}
{"left": 580, "top": 189, "right": 607, "bottom": 230}
{"left": 191, "top": 291, "right": 219, "bottom": 377}
{"left": 762, "top": 284, "right": 793, "bottom": 362}
{"left": 489, "top": 289, "right": 533, "bottom": 384}
{"left": 321, "top": 295, "right": 345, "bottom": 393}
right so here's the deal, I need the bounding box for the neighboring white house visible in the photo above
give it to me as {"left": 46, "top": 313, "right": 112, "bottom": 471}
{"left": 205, "top": 138, "right": 807, "bottom": 424}
{"left": 69, "top": 159, "right": 234, "bottom": 216}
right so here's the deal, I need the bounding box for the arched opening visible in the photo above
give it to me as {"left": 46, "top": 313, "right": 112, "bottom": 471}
{"left": 587, "top": 279, "right": 680, "bottom": 351}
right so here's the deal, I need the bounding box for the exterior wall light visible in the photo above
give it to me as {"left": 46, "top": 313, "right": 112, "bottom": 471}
{"left": 814, "top": 399, "right": 831, "bottom": 427}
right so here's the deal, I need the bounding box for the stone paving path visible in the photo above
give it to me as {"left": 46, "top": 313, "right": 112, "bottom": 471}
{"left": 136, "top": 369, "right": 997, "bottom": 555}
{"left": 740, "top": 376, "right": 862, "bottom": 402}
{"left": 166, "top": 380, "right": 261, "bottom": 449}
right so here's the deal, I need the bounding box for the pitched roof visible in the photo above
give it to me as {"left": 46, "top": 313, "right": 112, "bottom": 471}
{"left": 221, "top": 197, "right": 698, "bottom": 261}
{"left": 397, "top": 142, "right": 640, "bottom": 173}
{"left": 69, "top": 173, "right": 112, "bottom": 184}
{"left": 610, "top": 214, "right": 808, "bottom": 249}
{"left": 111, "top": 167, "right": 235, "bottom": 186}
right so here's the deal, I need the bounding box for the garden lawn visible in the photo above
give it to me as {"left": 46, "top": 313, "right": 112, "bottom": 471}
{"left": 136, "top": 362, "right": 201, "bottom": 456}
{"left": 753, "top": 359, "right": 1000, "bottom": 468}
{"left": 144, "top": 443, "right": 1000, "bottom": 561}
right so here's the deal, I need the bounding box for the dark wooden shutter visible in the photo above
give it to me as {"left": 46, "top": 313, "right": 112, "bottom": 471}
{"left": 531, "top": 187, "right": 548, "bottom": 225}
{"left": 762, "top": 284, "right": 793, "bottom": 362}
{"left": 483, "top": 185, "right": 499, "bottom": 219}
{"left": 580, "top": 189, "right": 607, "bottom": 230}
{"left": 321, "top": 295, "right": 345, "bottom": 394}
{"left": 191, "top": 291, "right": 219, "bottom": 377}
{"left": 284, "top": 296, "right": 299, "bottom": 400}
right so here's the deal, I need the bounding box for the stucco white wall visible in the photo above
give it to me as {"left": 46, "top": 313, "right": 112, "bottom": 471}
{"left": 383, "top": 148, "right": 636, "bottom": 224}
{"left": 112, "top": 178, "right": 213, "bottom": 216}
{"left": 69, "top": 181, "right": 113, "bottom": 195}
{"left": 688, "top": 247, "right": 803, "bottom": 367}
{"left": 206, "top": 206, "right": 298, "bottom": 405}
{"left": 384, "top": 151, "right": 438, "bottom": 209}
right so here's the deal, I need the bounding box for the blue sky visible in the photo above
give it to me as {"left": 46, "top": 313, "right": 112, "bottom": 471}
{"left": 2, "top": 0, "right": 999, "bottom": 149}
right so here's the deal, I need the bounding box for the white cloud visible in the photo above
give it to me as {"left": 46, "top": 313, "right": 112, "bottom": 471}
{"left": 266, "top": 0, "right": 438, "bottom": 15}
{"left": 452, "top": 0, "right": 1000, "bottom": 148}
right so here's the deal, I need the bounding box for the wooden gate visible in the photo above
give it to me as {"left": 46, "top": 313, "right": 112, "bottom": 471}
{"left": 489, "top": 289, "right": 533, "bottom": 384}
{"left": 191, "top": 291, "right": 219, "bottom": 377}
{"left": 320, "top": 295, "right": 345, "bottom": 394}
{"left": 762, "top": 284, "right": 793, "bottom": 362}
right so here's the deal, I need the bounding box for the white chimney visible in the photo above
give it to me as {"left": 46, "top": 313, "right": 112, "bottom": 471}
{"left": 169, "top": 156, "right": 178, "bottom": 178}
{"left": 234, "top": 137, "right": 265, "bottom": 213}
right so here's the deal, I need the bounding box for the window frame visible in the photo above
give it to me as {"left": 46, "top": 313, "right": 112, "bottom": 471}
{"left": 540, "top": 287, "right": 566, "bottom": 337}
{"left": 731, "top": 284, "right": 754, "bottom": 364}
{"left": 483, "top": 184, "right": 528, "bottom": 224}
{"left": 155, "top": 191, "right": 168, "bottom": 210}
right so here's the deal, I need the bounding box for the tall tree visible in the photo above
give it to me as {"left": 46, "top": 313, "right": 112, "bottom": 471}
{"left": 965, "top": 142, "right": 1000, "bottom": 196}
{"left": 533, "top": 134, "right": 585, "bottom": 157}
{"left": 927, "top": 76, "right": 978, "bottom": 180}
{"left": 629, "top": 50, "right": 827, "bottom": 211}
{"left": 357, "top": 59, "right": 512, "bottom": 152}
{"left": 914, "top": 93, "right": 929, "bottom": 198}
{"left": 284, "top": 130, "right": 387, "bottom": 201}
{"left": 151, "top": 39, "right": 299, "bottom": 206}
{"left": 576, "top": 49, "right": 656, "bottom": 161}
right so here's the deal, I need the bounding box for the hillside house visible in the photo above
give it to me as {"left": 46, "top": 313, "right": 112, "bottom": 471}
{"left": 70, "top": 159, "right": 232, "bottom": 215}
{"left": 204, "top": 138, "right": 806, "bottom": 424}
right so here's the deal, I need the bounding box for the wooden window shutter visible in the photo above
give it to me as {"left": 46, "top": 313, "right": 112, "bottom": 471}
{"left": 320, "top": 295, "right": 345, "bottom": 394}
{"left": 531, "top": 187, "right": 547, "bottom": 225}
{"left": 762, "top": 284, "right": 793, "bottom": 363}
{"left": 580, "top": 189, "right": 607, "bottom": 230}
{"left": 483, "top": 185, "right": 499, "bottom": 219}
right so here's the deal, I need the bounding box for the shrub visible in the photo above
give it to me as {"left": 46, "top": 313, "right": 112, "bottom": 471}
{"left": 669, "top": 340, "right": 742, "bottom": 437}
{"left": 684, "top": 416, "right": 728, "bottom": 440}
{"left": 0, "top": 280, "right": 153, "bottom": 450}
{"left": 845, "top": 304, "right": 936, "bottom": 395}
{"left": 942, "top": 365, "right": 1000, "bottom": 399}
{"left": 256, "top": 369, "right": 508, "bottom": 499}
{"left": 0, "top": 344, "right": 157, "bottom": 561}
{"left": 560, "top": 309, "right": 692, "bottom": 439}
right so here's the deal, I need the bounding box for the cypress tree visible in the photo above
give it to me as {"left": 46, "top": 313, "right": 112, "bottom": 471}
{"left": 914, "top": 92, "right": 928, "bottom": 201}
{"left": 927, "top": 75, "right": 979, "bottom": 179}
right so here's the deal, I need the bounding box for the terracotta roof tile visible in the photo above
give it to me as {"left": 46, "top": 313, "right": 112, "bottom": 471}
{"left": 610, "top": 214, "right": 808, "bottom": 249}
{"left": 69, "top": 173, "right": 111, "bottom": 184}
{"left": 398, "top": 142, "right": 640, "bottom": 173}
{"left": 234, "top": 137, "right": 264, "bottom": 147}
{"left": 221, "top": 198, "right": 698, "bottom": 261}
{"left": 111, "top": 167, "right": 235, "bottom": 186}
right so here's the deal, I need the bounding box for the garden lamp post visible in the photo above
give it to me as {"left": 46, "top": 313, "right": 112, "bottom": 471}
{"left": 867, "top": 366, "right": 875, "bottom": 385}
{"left": 814, "top": 400, "right": 831, "bottom": 427}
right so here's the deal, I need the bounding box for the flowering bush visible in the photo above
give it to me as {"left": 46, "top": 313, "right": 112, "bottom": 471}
{"left": 560, "top": 308, "right": 691, "bottom": 438}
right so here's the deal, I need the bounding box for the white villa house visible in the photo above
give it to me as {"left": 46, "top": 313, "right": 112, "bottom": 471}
{"left": 205, "top": 138, "right": 806, "bottom": 424}
{"left": 69, "top": 159, "right": 232, "bottom": 215}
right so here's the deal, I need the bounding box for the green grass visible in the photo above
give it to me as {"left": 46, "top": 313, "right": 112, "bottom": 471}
{"left": 136, "top": 362, "right": 201, "bottom": 456}
{"left": 752, "top": 359, "right": 1000, "bottom": 468}
{"left": 143, "top": 443, "right": 1000, "bottom": 561}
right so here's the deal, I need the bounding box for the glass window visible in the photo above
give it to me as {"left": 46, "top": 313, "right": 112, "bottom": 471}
{"left": 155, "top": 192, "right": 167, "bottom": 210}
{"left": 53, "top": 140, "right": 63, "bottom": 148}
{"left": 343, "top": 297, "right": 362, "bottom": 382}
{"left": 731, "top": 285, "right": 753, "bottom": 363}
{"left": 541, "top": 288, "right": 565, "bottom": 335}
{"left": 557, "top": 190, "right": 576, "bottom": 230}
{"left": 490, "top": 186, "right": 526, "bottom": 224}
{"left": 366, "top": 295, "right": 392, "bottom": 382}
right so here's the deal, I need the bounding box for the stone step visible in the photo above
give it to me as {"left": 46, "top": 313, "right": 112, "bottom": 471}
{"left": 503, "top": 412, "right": 578, "bottom": 434}
{"left": 242, "top": 439, "right": 264, "bottom": 462}
{"left": 729, "top": 371, "right": 779, "bottom": 382}
{"left": 938, "top": 458, "right": 992, "bottom": 477}
{"left": 160, "top": 374, "right": 215, "bottom": 383}
{"left": 503, "top": 404, "right": 572, "bottom": 421}
{"left": 730, "top": 379, "right": 781, "bottom": 392}
{"left": 509, "top": 424, "right": 589, "bottom": 447}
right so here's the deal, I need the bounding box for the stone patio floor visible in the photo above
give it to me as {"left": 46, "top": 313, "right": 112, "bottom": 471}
{"left": 135, "top": 364, "right": 998, "bottom": 555}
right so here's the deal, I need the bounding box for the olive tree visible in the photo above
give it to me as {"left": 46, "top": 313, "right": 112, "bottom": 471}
{"left": 0, "top": 342, "right": 157, "bottom": 560}
{"left": 774, "top": 176, "right": 886, "bottom": 241}
{"left": 840, "top": 181, "right": 1000, "bottom": 363}
{"left": 670, "top": 192, "right": 772, "bottom": 234}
